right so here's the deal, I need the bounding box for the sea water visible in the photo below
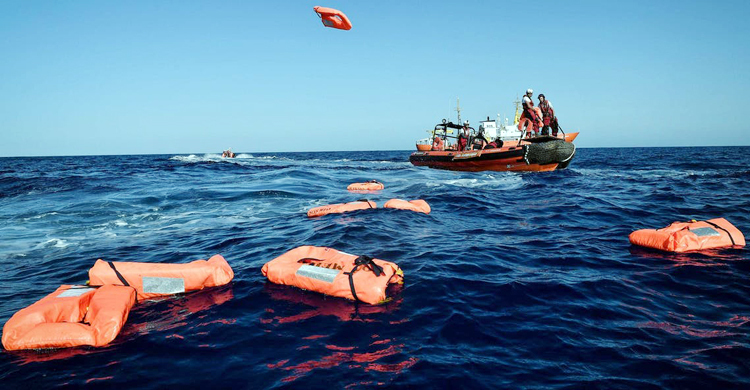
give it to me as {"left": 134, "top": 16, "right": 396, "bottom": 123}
{"left": 1, "top": 147, "right": 749, "bottom": 389}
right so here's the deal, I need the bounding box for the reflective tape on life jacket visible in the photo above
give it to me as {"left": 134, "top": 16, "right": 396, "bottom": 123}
{"left": 347, "top": 181, "right": 384, "bottom": 192}
{"left": 383, "top": 199, "right": 431, "bottom": 214}
{"left": 261, "top": 246, "right": 404, "bottom": 305}
{"left": 629, "top": 218, "right": 745, "bottom": 253}
{"left": 88, "top": 255, "right": 234, "bottom": 300}
{"left": 307, "top": 200, "right": 377, "bottom": 218}
{"left": 2, "top": 285, "right": 136, "bottom": 351}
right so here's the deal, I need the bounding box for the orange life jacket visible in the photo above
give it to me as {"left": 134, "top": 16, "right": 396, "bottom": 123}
{"left": 432, "top": 137, "right": 444, "bottom": 151}
{"left": 347, "top": 181, "right": 384, "bottom": 192}
{"left": 313, "top": 6, "right": 352, "bottom": 30}
{"left": 88, "top": 255, "right": 234, "bottom": 300}
{"left": 629, "top": 218, "right": 745, "bottom": 252}
{"left": 383, "top": 199, "right": 431, "bottom": 214}
{"left": 2, "top": 285, "right": 137, "bottom": 350}
{"left": 262, "top": 246, "right": 403, "bottom": 305}
{"left": 307, "top": 200, "right": 377, "bottom": 218}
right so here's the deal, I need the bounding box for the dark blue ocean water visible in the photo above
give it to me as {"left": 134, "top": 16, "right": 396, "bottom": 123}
{"left": 1, "top": 147, "right": 749, "bottom": 389}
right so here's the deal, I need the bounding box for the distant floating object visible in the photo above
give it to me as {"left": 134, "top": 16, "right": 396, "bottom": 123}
{"left": 347, "top": 180, "right": 384, "bottom": 192}
{"left": 313, "top": 6, "right": 352, "bottom": 30}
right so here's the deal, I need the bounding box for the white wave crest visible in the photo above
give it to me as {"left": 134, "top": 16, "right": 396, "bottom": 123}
{"left": 37, "top": 238, "right": 71, "bottom": 249}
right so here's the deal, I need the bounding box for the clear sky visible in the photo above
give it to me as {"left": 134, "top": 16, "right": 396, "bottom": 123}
{"left": 1, "top": 1, "right": 748, "bottom": 156}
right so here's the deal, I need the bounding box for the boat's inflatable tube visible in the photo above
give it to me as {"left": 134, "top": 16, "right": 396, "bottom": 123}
{"left": 88, "top": 255, "right": 234, "bottom": 300}
{"left": 2, "top": 285, "right": 136, "bottom": 351}
{"left": 347, "top": 181, "right": 384, "bottom": 191}
{"left": 629, "top": 218, "right": 745, "bottom": 252}
{"left": 525, "top": 139, "right": 576, "bottom": 165}
{"left": 383, "top": 199, "right": 431, "bottom": 214}
{"left": 307, "top": 200, "right": 377, "bottom": 218}
{"left": 313, "top": 6, "right": 352, "bottom": 30}
{"left": 262, "top": 246, "right": 403, "bottom": 305}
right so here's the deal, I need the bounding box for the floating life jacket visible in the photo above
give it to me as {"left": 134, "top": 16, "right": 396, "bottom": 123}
{"left": 262, "top": 246, "right": 403, "bottom": 305}
{"left": 383, "top": 199, "right": 431, "bottom": 214}
{"left": 88, "top": 255, "right": 234, "bottom": 300}
{"left": 2, "top": 285, "right": 136, "bottom": 351}
{"left": 313, "top": 6, "right": 352, "bottom": 30}
{"left": 307, "top": 200, "right": 377, "bottom": 218}
{"left": 347, "top": 181, "right": 384, "bottom": 192}
{"left": 629, "top": 218, "right": 745, "bottom": 252}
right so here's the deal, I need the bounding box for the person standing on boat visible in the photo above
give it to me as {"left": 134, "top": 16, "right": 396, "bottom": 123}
{"left": 538, "top": 94, "right": 556, "bottom": 136}
{"left": 520, "top": 89, "right": 542, "bottom": 137}
{"left": 457, "top": 121, "right": 471, "bottom": 151}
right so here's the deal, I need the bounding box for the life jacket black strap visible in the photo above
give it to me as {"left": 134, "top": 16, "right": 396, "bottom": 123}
{"left": 703, "top": 220, "right": 736, "bottom": 245}
{"left": 107, "top": 261, "right": 138, "bottom": 303}
{"left": 356, "top": 199, "right": 375, "bottom": 208}
{"left": 108, "top": 261, "right": 130, "bottom": 286}
{"left": 343, "top": 255, "right": 384, "bottom": 303}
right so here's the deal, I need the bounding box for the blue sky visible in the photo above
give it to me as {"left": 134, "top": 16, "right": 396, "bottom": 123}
{"left": 1, "top": 1, "right": 748, "bottom": 156}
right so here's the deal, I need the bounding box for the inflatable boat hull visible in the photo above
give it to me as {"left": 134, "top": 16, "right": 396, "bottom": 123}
{"left": 409, "top": 137, "right": 576, "bottom": 172}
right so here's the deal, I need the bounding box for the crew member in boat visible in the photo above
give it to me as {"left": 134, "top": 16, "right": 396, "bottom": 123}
{"left": 483, "top": 137, "right": 503, "bottom": 149}
{"left": 473, "top": 127, "right": 490, "bottom": 150}
{"left": 520, "top": 89, "right": 543, "bottom": 137}
{"left": 432, "top": 136, "right": 444, "bottom": 151}
{"left": 457, "top": 121, "right": 471, "bottom": 151}
{"left": 538, "top": 94, "right": 557, "bottom": 136}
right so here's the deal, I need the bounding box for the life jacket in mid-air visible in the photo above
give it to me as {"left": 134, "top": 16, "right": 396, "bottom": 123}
{"left": 262, "top": 246, "right": 403, "bottom": 305}
{"left": 313, "top": 6, "right": 352, "bottom": 30}
{"left": 629, "top": 218, "right": 745, "bottom": 252}
{"left": 2, "top": 285, "right": 137, "bottom": 351}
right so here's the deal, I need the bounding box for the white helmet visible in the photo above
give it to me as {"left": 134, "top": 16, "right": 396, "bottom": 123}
{"left": 526, "top": 89, "right": 533, "bottom": 94}
{"left": 464, "top": 120, "right": 470, "bottom": 126}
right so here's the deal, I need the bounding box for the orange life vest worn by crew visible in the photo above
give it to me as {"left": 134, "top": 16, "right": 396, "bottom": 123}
{"left": 432, "top": 137, "right": 444, "bottom": 151}
{"left": 88, "top": 255, "right": 235, "bottom": 300}
{"left": 2, "top": 285, "right": 137, "bottom": 351}
{"left": 383, "top": 199, "right": 431, "bottom": 214}
{"left": 262, "top": 246, "right": 403, "bottom": 305}
{"left": 307, "top": 200, "right": 377, "bottom": 218}
{"left": 629, "top": 218, "right": 745, "bottom": 252}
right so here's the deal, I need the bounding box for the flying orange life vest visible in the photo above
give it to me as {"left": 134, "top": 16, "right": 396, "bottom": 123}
{"left": 262, "top": 246, "right": 403, "bottom": 305}
{"left": 88, "top": 255, "right": 234, "bottom": 300}
{"left": 307, "top": 200, "right": 377, "bottom": 218}
{"left": 347, "top": 181, "right": 384, "bottom": 191}
{"left": 313, "top": 6, "right": 352, "bottom": 30}
{"left": 383, "top": 199, "right": 431, "bottom": 214}
{"left": 2, "top": 285, "right": 137, "bottom": 351}
{"left": 629, "top": 218, "right": 745, "bottom": 252}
